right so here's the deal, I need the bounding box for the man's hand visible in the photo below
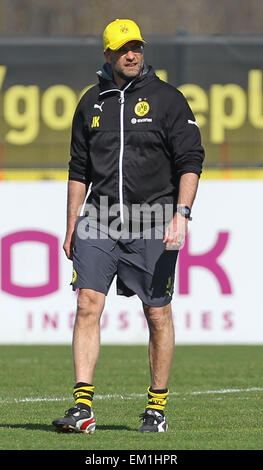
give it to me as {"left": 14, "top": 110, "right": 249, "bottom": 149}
{"left": 63, "top": 230, "right": 75, "bottom": 260}
{"left": 63, "top": 180, "right": 87, "bottom": 260}
{"left": 163, "top": 212, "right": 188, "bottom": 250}
{"left": 163, "top": 173, "right": 199, "bottom": 249}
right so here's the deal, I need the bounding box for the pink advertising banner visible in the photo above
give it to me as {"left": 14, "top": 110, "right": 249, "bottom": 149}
{"left": 0, "top": 181, "right": 262, "bottom": 344}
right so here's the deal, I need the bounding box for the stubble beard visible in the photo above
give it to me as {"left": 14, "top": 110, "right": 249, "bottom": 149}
{"left": 116, "top": 60, "right": 144, "bottom": 83}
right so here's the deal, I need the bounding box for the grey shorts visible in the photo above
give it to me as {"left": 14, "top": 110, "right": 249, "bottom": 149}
{"left": 72, "top": 217, "right": 178, "bottom": 307}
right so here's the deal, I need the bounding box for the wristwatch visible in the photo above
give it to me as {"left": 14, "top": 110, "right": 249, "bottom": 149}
{"left": 176, "top": 205, "right": 192, "bottom": 220}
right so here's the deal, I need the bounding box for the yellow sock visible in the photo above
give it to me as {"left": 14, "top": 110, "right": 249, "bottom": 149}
{"left": 146, "top": 386, "right": 169, "bottom": 413}
{"left": 73, "top": 382, "right": 95, "bottom": 410}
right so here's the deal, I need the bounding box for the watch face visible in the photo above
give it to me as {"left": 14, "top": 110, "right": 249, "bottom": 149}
{"left": 178, "top": 206, "right": 191, "bottom": 217}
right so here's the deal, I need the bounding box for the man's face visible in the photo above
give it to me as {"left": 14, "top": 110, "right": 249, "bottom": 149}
{"left": 104, "top": 40, "right": 144, "bottom": 83}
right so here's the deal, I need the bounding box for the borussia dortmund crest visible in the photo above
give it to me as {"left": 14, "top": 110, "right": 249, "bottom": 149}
{"left": 120, "top": 25, "right": 129, "bottom": 33}
{"left": 72, "top": 269, "right": 77, "bottom": 284}
{"left": 134, "top": 98, "right": 150, "bottom": 117}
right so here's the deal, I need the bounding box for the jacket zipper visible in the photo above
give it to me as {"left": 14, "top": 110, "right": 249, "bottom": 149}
{"left": 100, "top": 80, "right": 134, "bottom": 224}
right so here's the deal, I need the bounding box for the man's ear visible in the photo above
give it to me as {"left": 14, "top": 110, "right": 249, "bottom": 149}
{"left": 104, "top": 50, "right": 111, "bottom": 63}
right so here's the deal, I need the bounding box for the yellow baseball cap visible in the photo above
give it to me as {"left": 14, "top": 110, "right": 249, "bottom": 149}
{"left": 103, "top": 19, "right": 146, "bottom": 51}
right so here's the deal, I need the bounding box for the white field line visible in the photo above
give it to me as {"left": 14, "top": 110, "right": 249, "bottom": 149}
{"left": 1, "top": 387, "right": 263, "bottom": 405}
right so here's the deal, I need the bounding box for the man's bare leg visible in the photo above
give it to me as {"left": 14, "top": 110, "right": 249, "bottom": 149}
{"left": 52, "top": 288, "right": 105, "bottom": 433}
{"left": 138, "top": 302, "right": 174, "bottom": 432}
{"left": 143, "top": 302, "right": 175, "bottom": 390}
{"left": 73, "top": 288, "right": 105, "bottom": 384}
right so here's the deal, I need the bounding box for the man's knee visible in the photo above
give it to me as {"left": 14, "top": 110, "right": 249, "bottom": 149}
{"left": 143, "top": 303, "right": 172, "bottom": 330}
{"left": 77, "top": 289, "right": 105, "bottom": 316}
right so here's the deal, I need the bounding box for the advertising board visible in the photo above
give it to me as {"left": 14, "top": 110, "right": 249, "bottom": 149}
{"left": 0, "top": 180, "right": 262, "bottom": 344}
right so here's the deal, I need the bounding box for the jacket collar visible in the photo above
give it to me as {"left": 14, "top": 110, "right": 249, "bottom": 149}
{"left": 97, "top": 63, "right": 157, "bottom": 92}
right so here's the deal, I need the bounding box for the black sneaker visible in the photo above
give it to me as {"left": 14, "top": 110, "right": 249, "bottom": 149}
{"left": 52, "top": 406, "right": 96, "bottom": 434}
{"left": 138, "top": 409, "right": 168, "bottom": 433}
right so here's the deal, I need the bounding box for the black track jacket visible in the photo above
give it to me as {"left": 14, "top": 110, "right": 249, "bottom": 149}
{"left": 69, "top": 64, "right": 205, "bottom": 224}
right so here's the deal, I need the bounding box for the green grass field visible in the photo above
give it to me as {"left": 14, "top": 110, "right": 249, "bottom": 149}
{"left": 0, "top": 345, "right": 262, "bottom": 451}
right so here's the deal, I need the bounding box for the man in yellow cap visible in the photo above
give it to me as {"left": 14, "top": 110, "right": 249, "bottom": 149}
{"left": 53, "top": 19, "right": 205, "bottom": 434}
